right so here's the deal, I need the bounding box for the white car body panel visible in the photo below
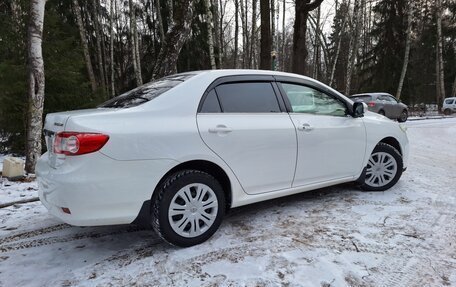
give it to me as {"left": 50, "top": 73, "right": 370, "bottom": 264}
{"left": 288, "top": 113, "right": 366, "bottom": 186}
{"left": 197, "top": 113, "right": 297, "bottom": 194}
{"left": 36, "top": 69, "right": 409, "bottom": 226}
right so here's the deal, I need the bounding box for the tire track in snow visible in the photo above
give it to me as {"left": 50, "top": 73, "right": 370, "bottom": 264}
{"left": 0, "top": 225, "right": 145, "bottom": 253}
{"left": 0, "top": 223, "right": 70, "bottom": 245}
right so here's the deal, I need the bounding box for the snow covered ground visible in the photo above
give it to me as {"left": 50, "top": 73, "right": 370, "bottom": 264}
{"left": 0, "top": 118, "right": 455, "bottom": 287}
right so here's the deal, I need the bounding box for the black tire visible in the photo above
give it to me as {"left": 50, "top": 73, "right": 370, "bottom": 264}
{"left": 398, "top": 110, "right": 408, "bottom": 122}
{"left": 151, "top": 170, "right": 225, "bottom": 247}
{"left": 378, "top": 110, "right": 385, "bottom": 116}
{"left": 360, "top": 143, "right": 403, "bottom": 191}
{"left": 443, "top": 109, "right": 451, "bottom": 116}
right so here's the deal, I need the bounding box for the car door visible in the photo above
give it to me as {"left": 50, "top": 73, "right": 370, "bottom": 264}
{"left": 197, "top": 79, "right": 297, "bottom": 195}
{"left": 387, "top": 95, "right": 402, "bottom": 118}
{"left": 277, "top": 81, "right": 366, "bottom": 187}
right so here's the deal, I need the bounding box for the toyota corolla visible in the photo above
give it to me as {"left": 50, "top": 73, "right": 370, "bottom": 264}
{"left": 36, "top": 70, "right": 409, "bottom": 247}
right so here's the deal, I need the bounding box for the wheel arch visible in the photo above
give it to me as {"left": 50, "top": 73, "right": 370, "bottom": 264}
{"left": 132, "top": 159, "right": 233, "bottom": 228}
{"left": 378, "top": 136, "right": 402, "bottom": 155}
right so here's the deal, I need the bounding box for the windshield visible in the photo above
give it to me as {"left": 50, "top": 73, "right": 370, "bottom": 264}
{"left": 99, "top": 73, "right": 196, "bottom": 108}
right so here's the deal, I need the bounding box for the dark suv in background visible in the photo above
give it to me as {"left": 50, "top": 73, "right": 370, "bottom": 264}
{"left": 350, "top": 93, "right": 408, "bottom": 122}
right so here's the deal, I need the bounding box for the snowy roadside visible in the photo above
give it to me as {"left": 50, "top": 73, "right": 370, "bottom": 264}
{"left": 0, "top": 118, "right": 455, "bottom": 287}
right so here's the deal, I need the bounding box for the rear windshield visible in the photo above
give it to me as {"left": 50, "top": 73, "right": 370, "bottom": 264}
{"left": 350, "top": 95, "right": 372, "bottom": 102}
{"left": 99, "top": 74, "right": 195, "bottom": 108}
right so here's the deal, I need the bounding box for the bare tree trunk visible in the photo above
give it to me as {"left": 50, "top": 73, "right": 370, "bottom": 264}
{"left": 345, "top": 0, "right": 361, "bottom": 96}
{"left": 110, "top": 0, "right": 115, "bottom": 97}
{"left": 73, "top": 0, "right": 97, "bottom": 92}
{"left": 312, "top": 5, "right": 321, "bottom": 79}
{"left": 90, "top": 0, "right": 107, "bottom": 93}
{"left": 205, "top": 0, "right": 217, "bottom": 69}
{"left": 282, "top": 0, "right": 286, "bottom": 71}
{"left": 291, "top": 0, "right": 324, "bottom": 75}
{"left": 260, "top": 0, "right": 271, "bottom": 69}
{"left": 251, "top": 0, "right": 257, "bottom": 68}
{"left": 329, "top": 0, "right": 350, "bottom": 86}
{"left": 129, "top": 0, "right": 143, "bottom": 86}
{"left": 239, "top": 0, "right": 247, "bottom": 68}
{"left": 151, "top": 0, "right": 193, "bottom": 79}
{"left": 436, "top": 0, "right": 445, "bottom": 108}
{"left": 212, "top": 0, "right": 222, "bottom": 68}
{"left": 396, "top": 1, "right": 412, "bottom": 100}
{"left": 234, "top": 0, "right": 239, "bottom": 68}
{"left": 271, "top": 0, "right": 275, "bottom": 50}
{"left": 25, "top": 0, "right": 47, "bottom": 173}
{"left": 155, "top": 0, "right": 165, "bottom": 44}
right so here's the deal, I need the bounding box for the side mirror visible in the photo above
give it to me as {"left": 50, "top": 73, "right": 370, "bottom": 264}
{"left": 352, "top": 102, "right": 365, "bottom": 118}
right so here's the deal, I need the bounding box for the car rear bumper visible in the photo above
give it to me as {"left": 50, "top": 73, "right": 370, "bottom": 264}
{"left": 36, "top": 152, "right": 177, "bottom": 226}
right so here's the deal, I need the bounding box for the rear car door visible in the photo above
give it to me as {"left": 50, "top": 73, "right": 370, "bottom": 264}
{"left": 276, "top": 80, "right": 366, "bottom": 186}
{"left": 197, "top": 77, "right": 297, "bottom": 195}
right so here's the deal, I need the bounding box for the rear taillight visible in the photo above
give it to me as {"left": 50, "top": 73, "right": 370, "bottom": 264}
{"left": 368, "top": 101, "right": 376, "bottom": 107}
{"left": 53, "top": 132, "right": 109, "bottom": 156}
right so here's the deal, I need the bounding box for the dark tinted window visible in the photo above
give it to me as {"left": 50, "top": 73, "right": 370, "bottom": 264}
{"left": 445, "top": 99, "right": 454, "bottom": 104}
{"left": 215, "top": 82, "right": 280, "bottom": 113}
{"left": 99, "top": 74, "right": 195, "bottom": 108}
{"left": 200, "top": 90, "right": 221, "bottom": 113}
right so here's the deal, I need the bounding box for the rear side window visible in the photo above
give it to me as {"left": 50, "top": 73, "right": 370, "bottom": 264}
{"left": 215, "top": 82, "right": 281, "bottom": 113}
{"left": 200, "top": 90, "right": 221, "bottom": 113}
{"left": 99, "top": 74, "right": 195, "bottom": 108}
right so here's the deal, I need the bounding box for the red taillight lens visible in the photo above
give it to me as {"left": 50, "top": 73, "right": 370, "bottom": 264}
{"left": 53, "top": 132, "right": 109, "bottom": 156}
{"left": 368, "top": 101, "right": 376, "bottom": 107}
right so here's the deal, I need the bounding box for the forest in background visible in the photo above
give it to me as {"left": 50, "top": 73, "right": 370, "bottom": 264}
{"left": 0, "top": 0, "right": 455, "bottom": 158}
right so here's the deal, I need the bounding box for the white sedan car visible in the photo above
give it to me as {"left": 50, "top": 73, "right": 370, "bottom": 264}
{"left": 37, "top": 70, "right": 409, "bottom": 247}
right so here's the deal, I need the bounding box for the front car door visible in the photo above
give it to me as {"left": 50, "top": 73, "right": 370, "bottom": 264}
{"left": 197, "top": 77, "right": 297, "bottom": 195}
{"left": 276, "top": 79, "right": 366, "bottom": 187}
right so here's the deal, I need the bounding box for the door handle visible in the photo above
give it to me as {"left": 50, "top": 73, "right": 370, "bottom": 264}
{"left": 208, "top": 125, "right": 232, "bottom": 134}
{"left": 298, "top": 123, "right": 313, "bottom": 132}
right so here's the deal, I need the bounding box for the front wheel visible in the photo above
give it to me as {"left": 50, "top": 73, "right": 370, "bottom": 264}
{"left": 443, "top": 109, "right": 452, "bottom": 116}
{"left": 398, "top": 110, "right": 408, "bottom": 122}
{"left": 151, "top": 170, "right": 225, "bottom": 247}
{"left": 360, "top": 143, "right": 403, "bottom": 191}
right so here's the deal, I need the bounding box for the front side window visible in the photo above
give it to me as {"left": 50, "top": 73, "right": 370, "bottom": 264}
{"left": 280, "top": 83, "right": 347, "bottom": 116}
{"left": 215, "top": 82, "right": 281, "bottom": 113}
{"left": 445, "top": 99, "right": 454, "bottom": 105}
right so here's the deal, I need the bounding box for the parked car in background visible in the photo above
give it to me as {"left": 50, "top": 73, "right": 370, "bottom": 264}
{"left": 443, "top": 97, "right": 456, "bottom": 115}
{"left": 36, "top": 70, "right": 409, "bottom": 247}
{"left": 349, "top": 93, "right": 409, "bottom": 122}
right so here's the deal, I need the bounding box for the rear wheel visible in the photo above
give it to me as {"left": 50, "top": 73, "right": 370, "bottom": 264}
{"left": 360, "top": 143, "right": 403, "bottom": 191}
{"left": 398, "top": 110, "right": 408, "bottom": 122}
{"left": 151, "top": 170, "right": 225, "bottom": 247}
{"left": 378, "top": 110, "right": 385, "bottom": 116}
{"left": 443, "top": 109, "right": 452, "bottom": 116}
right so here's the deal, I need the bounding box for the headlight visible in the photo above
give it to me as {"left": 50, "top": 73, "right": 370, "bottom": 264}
{"left": 399, "top": 124, "right": 407, "bottom": 133}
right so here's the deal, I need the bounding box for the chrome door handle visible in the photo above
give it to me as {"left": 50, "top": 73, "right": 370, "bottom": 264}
{"left": 298, "top": 123, "right": 313, "bottom": 132}
{"left": 208, "top": 125, "right": 232, "bottom": 134}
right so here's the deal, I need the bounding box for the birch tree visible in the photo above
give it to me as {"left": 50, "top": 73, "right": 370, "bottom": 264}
{"left": 151, "top": 0, "right": 194, "bottom": 79}
{"left": 205, "top": 0, "right": 217, "bottom": 69}
{"left": 91, "top": 0, "right": 107, "bottom": 93}
{"left": 396, "top": 0, "right": 413, "bottom": 100}
{"left": 234, "top": 0, "right": 239, "bottom": 68}
{"left": 435, "top": 0, "right": 445, "bottom": 107}
{"left": 25, "top": 0, "right": 47, "bottom": 173}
